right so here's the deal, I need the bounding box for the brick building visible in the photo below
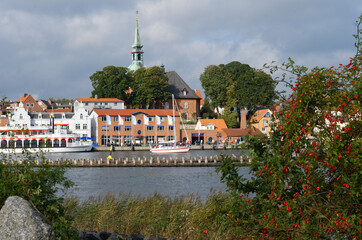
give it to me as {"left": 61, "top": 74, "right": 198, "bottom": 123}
{"left": 90, "top": 108, "right": 181, "bottom": 146}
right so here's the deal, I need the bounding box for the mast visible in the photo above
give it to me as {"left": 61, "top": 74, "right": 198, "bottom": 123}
{"left": 172, "top": 94, "right": 176, "bottom": 146}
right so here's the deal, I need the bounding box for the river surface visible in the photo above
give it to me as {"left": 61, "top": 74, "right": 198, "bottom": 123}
{"left": 7, "top": 150, "right": 251, "bottom": 201}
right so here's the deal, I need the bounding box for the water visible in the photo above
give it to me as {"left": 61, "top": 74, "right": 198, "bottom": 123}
{"left": 5, "top": 149, "right": 251, "bottom": 201}
{"left": 63, "top": 166, "right": 251, "bottom": 202}
{"left": 44, "top": 149, "right": 246, "bottom": 160}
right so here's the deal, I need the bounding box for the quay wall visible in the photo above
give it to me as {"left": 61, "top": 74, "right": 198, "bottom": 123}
{"left": 10, "top": 154, "right": 251, "bottom": 167}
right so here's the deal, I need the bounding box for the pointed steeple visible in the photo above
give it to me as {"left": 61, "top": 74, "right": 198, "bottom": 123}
{"left": 128, "top": 11, "right": 146, "bottom": 72}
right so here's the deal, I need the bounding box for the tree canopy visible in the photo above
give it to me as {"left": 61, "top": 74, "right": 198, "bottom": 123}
{"left": 89, "top": 66, "right": 171, "bottom": 108}
{"left": 90, "top": 66, "right": 132, "bottom": 103}
{"left": 200, "top": 61, "right": 277, "bottom": 115}
{"left": 200, "top": 65, "right": 232, "bottom": 112}
{"left": 132, "top": 66, "right": 171, "bottom": 108}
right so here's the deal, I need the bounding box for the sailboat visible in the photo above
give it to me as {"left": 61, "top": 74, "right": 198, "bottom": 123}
{"left": 150, "top": 94, "right": 190, "bottom": 153}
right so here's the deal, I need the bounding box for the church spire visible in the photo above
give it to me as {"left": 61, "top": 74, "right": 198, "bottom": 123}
{"left": 128, "top": 11, "right": 146, "bottom": 72}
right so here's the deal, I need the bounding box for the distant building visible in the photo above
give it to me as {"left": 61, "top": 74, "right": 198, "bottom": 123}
{"left": 250, "top": 109, "right": 274, "bottom": 136}
{"left": 16, "top": 94, "right": 43, "bottom": 112}
{"left": 90, "top": 108, "right": 180, "bottom": 146}
{"left": 74, "top": 98, "right": 125, "bottom": 114}
{"left": 128, "top": 14, "right": 146, "bottom": 72}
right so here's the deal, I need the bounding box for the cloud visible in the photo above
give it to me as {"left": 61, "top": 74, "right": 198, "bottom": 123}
{"left": 0, "top": 0, "right": 361, "bottom": 101}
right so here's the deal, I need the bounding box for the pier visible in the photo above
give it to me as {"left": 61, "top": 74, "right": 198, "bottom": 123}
{"left": 24, "top": 154, "right": 251, "bottom": 167}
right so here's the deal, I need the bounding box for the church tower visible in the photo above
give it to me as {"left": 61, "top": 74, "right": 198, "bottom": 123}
{"left": 128, "top": 12, "right": 146, "bottom": 72}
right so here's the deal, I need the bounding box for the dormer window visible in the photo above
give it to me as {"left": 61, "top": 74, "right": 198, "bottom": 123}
{"left": 80, "top": 114, "right": 83, "bottom": 119}
{"left": 183, "top": 88, "right": 187, "bottom": 96}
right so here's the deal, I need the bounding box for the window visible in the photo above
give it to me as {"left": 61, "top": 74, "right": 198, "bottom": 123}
{"left": 265, "top": 112, "right": 271, "bottom": 118}
{"left": 19, "top": 114, "right": 23, "bottom": 120}
{"left": 102, "top": 116, "right": 107, "bottom": 121}
{"left": 165, "top": 102, "right": 169, "bottom": 109}
{"left": 262, "top": 128, "right": 266, "bottom": 134}
{"left": 31, "top": 103, "right": 34, "bottom": 107}
{"left": 158, "top": 126, "right": 164, "bottom": 131}
{"left": 146, "top": 136, "right": 154, "bottom": 144}
{"left": 114, "top": 126, "right": 121, "bottom": 131}
{"left": 94, "top": 102, "right": 97, "bottom": 105}
{"left": 114, "top": 102, "right": 117, "bottom": 106}
{"left": 104, "top": 102, "right": 108, "bottom": 105}
{"left": 183, "top": 102, "right": 188, "bottom": 109}
{"left": 137, "top": 119, "right": 142, "bottom": 124}
{"left": 160, "top": 116, "right": 164, "bottom": 122}
{"left": 227, "top": 136, "right": 232, "bottom": 142}
{"left": 168, "top": 136, "right": 175, "bottom": 141}
{"left": 80, "top": 114, "right": 83, "bottom": 119}
{"left": 125, "top": 116, "right": 131, "bottom": 122}
{"left": 26, "top": 103, "right": 29, "bottom": 107}
{"left": 114, "top": 116, "right": 118, "bottom": 122}
{"left": 263, "top": 120, "right": 268, "bottom": 127}
{"left": 83, "top": 124, "right": 87, "bottom": 129}
{"left": 147, "top": 126, "right": 154, "bottom": 131}
{"left": 148, "top": 117, "right": 154, "bottom": 122}
{"left": 76, "top": 124, "right": 80, "bottom": 129}
{"left": 169, "top": 126, "right": 174, "bottom": 131}
{"left": 102, "top": 126, "right": 109, "bottom": 131}
{"left": 101, "top": 135, "right": 110, "bottom": 145}
{"left": 124, "top": 136, "right": 132, "bottom": 144}
{"left": 85, "top": 103, "right": 89, "bottom": 106}
{"left": 125, "top": 126, "right": 132, "bottom": 131}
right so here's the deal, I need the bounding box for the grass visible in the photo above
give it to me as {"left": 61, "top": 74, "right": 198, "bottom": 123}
{"left": 64, "top": 191, "right": 235, "bottom": 240}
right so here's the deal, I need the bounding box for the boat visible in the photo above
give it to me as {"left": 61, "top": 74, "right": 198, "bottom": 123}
{"left": 150, "top": 140, "right": 190, "bottom": 153}
{"left": 150, "top": 94, "right": 190, "bottom": 154}
{"left": 0, "top": 126, "right": 93, "bottom": 153}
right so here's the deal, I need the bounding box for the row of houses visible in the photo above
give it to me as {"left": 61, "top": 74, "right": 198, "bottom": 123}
{"left": 0, "top": 93, "right": 280, "bottom": 147}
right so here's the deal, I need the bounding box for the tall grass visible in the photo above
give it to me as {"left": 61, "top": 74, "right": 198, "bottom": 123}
{"left": 64, "top": 191, "right": 235, "bottom": 239}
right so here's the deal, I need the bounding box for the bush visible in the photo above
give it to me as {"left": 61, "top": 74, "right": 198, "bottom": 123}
{"left": 216, "top": 15, "right": 362, "bottom": 239}
{"left": 0, "top": 151, "right": 77, "bottom": 239}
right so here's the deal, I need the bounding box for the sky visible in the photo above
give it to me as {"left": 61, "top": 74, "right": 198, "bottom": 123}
{"left": 0, "top": 0, "right": 361, "bottom": 101}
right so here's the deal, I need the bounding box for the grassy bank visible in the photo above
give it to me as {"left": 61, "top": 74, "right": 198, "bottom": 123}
{"left": 64, "top": 191, "right": 235, "bottom": 240}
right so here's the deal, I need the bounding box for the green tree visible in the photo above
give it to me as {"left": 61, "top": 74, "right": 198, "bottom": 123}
{"left": 220, "top": 109, "right": 238, "bottom": 128}
{"left": 200, "top": 65, "right": 232, "bottom": 112}
{"left": 221, "top": 61, "right": 277, "bottom": 115}
{"left": 0, "top": 152, "right": 77, "bottom": 239}
{"left": 90, "top": 66, "right": 133, "bottom": 103}
{"left": 200, "top": 98, "right": 218, "bottom": 119}
{"left": 216, "top": 17, "right": 362, "bottom": 239}
{"left": 132, "top": 66, "right": 171, "bottom": 108}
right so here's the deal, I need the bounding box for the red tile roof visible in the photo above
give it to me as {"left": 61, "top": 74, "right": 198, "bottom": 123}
{"left": 250, "top": 109, "right": 271, "bottom": 123}
{"left": 77, "top": 98, "right": 124, "bottom": 102}
{"left": 199, "top": 119, "right": 227, "bottom": 130}
{"left": 92, "top": 108, "right": 179, "bottom": 117}
{"left": 194, "top": 90, "right": 204, "bottom": 105}
{"left": 222, "top": 128, "right": 262, "bottom": 136}
{"left": 45, "top": 109, "right": 73, "bottom": 113}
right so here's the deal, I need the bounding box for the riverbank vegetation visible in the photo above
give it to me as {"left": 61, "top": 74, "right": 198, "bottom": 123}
{"left": 65, "top": 191, "right": 233, "bottom": 239}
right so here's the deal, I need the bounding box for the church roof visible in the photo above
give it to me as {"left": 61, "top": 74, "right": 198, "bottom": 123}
{"left": 166, "top": 71, "right": 200, "bottom": 99}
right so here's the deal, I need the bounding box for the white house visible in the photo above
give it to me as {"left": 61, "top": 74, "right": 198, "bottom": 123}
{"left": 74, "top": 98, "right": 125, "bottom": 114}
{"left": 7, "top": 103, "right": 91, "bottom": 138}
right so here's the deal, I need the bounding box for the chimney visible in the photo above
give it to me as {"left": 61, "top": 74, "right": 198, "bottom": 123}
{"left": 240, "top": 108, "right": 247, "bottom": 129}
{"left": 24, "top": 93, "right": 28, "bottom": 97}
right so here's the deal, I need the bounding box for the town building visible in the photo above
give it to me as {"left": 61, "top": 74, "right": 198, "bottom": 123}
{"left": 90, "top": 108, "right": 181, "bottom": 146}
{"left": 74, "top": 98, "right": 125, "bottom": 114}
{"left": 16, "top": 94, "right": 43, "bottom": 112}
{"left": 7, "top": 102, "right": 91, "bottom": 138}
{"left": 250, "top": 108, "right": 274, "bottom": 136}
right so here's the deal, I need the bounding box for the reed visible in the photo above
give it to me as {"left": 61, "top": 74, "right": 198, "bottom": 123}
{"left": 64, "top": 191, "right": 235, "bottom": 239}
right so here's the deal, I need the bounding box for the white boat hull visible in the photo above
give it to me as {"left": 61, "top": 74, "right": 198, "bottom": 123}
{"left": 0, "top": 143, "right": 93, "bottom": 154}
{"left": 150, "top": 147, "right": 190, "bottom": 154}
